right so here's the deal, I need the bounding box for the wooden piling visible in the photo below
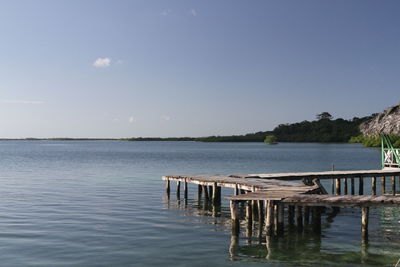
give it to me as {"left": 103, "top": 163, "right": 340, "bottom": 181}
{"left": 277, "top": 203, "right": 284, "bottom": 235}
{"left": 381, "top": 176, "right": 386, "bottom": 195}
{"left": 351, "top": 178, "right": 355, "bottom": 195}
{"left": 392, "top": 176, "right": 396, "bottom": 196}
{"left": 288, "top": 205, "right": 295, "bottom": 226}
{"left": 235, "top": 184, "right": 239, "bottom": 195}
{"left": 372, "top": 177, "right": 376, "bottom": 195}
{"left": 359, "top": 177, "right": 364, "bottom": 195}
{"left": 184, "top": 179, "right": 188, "bottom": 199}
{"left": 257, "top": 200, "right": 264, "bottom": 225}
{"left": 335, "top": 179, "right": 341, "bottom": 195}
{"left": 361, "top": 206, "right": 369, "bottom": 243}
{"left": 208, "top": 185, "right": 213, "bottom": 197}
{"left": 265, "top": 200, "right": 275, "bottom": 236}
{"left": 176, "top": 181, "right": 181, "bottom": 198}
{"left": 166, "top": 179, "right": 170, "bottom": 195}
{"left": 246, "top": 200, "right": 253, "bottom": 224}
{"left": 344, "top": 178, "right": 348, "bottom": 195}
{"left": 296, "top": 206, "right": 303, "bottom": 231}
{"left": 198, "top": 184, "right": 202, "bottom": 199}
{"left": 203, "top": 185, "right": 209, "bottom": 200}
{"left": 212, "top": 182, "right": 218, "bottom": 204}
{"left": 230, "top": 201, "right": 240, "bottom": 235}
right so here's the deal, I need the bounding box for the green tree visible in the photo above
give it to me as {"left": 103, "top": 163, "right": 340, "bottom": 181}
{"left": 316, "top": 112, "right": 333, "bottom": 121}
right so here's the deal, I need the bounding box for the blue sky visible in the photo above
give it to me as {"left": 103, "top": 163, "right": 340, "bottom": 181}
{"left": 0, "top": 0, "right": 399, "bottom": 138}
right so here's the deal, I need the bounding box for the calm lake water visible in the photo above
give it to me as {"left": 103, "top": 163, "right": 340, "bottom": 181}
{"left": 0, "top": 141, "right": 398, "bottom": 266}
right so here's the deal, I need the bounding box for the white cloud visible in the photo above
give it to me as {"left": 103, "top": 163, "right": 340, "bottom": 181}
{"left": 3, "top": 100, "right": 45, "bottom": 104}
{"left": 93, "top": 57, "right": 111, "bottom": 68}
{"left": 190, "top": 8, "right": 197, "bottom": 16}
{"left": 129, "top": 116, "right": 136, "bottom": 123}
{"left": 161, "top": 114, "right": 171, "bottom": 121}
{"left": 161, "top": 9, "right": 172, "bottom": 16}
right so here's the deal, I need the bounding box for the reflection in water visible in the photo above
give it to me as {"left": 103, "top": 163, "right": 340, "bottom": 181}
{"left": 164, "top": 190, "right": 400, "bottom": 266}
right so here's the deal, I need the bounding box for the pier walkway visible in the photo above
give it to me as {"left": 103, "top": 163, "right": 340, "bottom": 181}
{"left": 163, "top": 169, "right": 400, "bottom": 242}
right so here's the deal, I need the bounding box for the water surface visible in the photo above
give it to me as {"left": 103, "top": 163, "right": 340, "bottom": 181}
{"left": 0, "top": 141, "right": 398, "bottom": 266}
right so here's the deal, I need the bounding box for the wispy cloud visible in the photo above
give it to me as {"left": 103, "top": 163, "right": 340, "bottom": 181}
{"left": 161, "top": 114, "right": 171, "bottom": 121}
{"left": 190, "top": 8, "right": 197, "bottom": 16}
{"left": 2, "top": 100, "right": 45, "bottom": 104}
{"left": 128, "top": 116, "right": 136, "bottom": 123}
{"left": 161, "top": 9, "right": 172, "bottom": 16}
{"left": 93, "top": 57, "right": 111, "bottom": 68}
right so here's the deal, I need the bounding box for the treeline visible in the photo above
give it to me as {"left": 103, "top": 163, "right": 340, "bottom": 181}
{"left": 125, "top": 112, "right": 375, "bottom": 143}
{"left": 350, "top": 135, "right": 400, "bottom": 147}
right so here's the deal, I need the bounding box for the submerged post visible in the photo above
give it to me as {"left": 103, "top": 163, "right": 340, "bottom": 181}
{"left": 265, "top": 200, "right": 275, "bottom": 236}
{"left": 372, "top": 177, "right": 376, "bottom": 195}
{"left": 230, "top": 200, "right": 240, "bottom": 236}
{"left": 361, "top": 206, "right": 369, "bottom": 243}
{"left": 177, "top": 181, "right": 181, "bottom": 198}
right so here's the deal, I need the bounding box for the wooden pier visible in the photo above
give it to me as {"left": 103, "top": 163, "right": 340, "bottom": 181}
{"left": 163, "top": 169, "right": 400, "bottom": 244}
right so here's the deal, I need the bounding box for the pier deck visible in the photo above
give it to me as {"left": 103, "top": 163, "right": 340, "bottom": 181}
{"left": 163, "top": 169, "right": 400, "bottom": 243}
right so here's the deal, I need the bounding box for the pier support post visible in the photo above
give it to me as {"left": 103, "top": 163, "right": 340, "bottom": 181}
{"left": 198, "top": 184, "right": 202, "bottom": 199}
{"left": 177, "top": 181, "right": 181, "bottom": 198}
{"left": 344, "top": 178, "right": 348, "bottom": 195}
{"left": 351, "top": 178, "right": 355, "bottom": 195}
{"left": 288, "top": 205, "right": 295, "bottom": 226}
{"left": 203, "top": 185, "right": 209, "bottom": 201}
{"left": 392, "top": 176, "right": 396, "bottom": 195}
{"left": 277, "top": 203, "right": 284, "bottom": 235}
{"left": 296, "top": 206, "right": 303, "bottom": 232}
{"left": 361, "top": 206, "right": 369, "bottom": 243}
{"left": 265, "top": 200, "right": 275, "bottom": 236}
{"left": 246, "top": 201, "right": 253, "bottom": 223}
{"left": 184, "top": 179, "right": 188, "bottom": 199}
{"left": 212, "top": 182, "right": 218, "bottom": 204}
{"left": 359, "top": 177, "right": 364, "bottom": 195}
{"left": 335, "top": 179, "right": 341, "bottom": 195}
{"left": 235, "top": 184, "right": 239, "bottom": 195}
{"left": 257, "top": 200, "right": 264, "bottom": 226}
{"left": 208, "top": 185, "right": 213, "bottom": 198}
{"left": 372, "top": 177, "right": 376, "bottom": 195}
{"left": 312, "top": 206, "right": 322, "bottom": 235}
{"left": 230, "top": 201, "right": 240, "bottom": 236}
{"left": 166, "top": 179, "right": 170, "bottom": 196}
{"left": 381, "top": 177, "right": 386, "bottom": 195}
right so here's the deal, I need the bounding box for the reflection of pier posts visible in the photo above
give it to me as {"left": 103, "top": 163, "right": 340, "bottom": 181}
{"left": 296, "top": 206, "right": 303, "bottom": 232}
{"left": 312, "top": 206, "right": 321, "bottom": 235}
{"left": 229, "top": 235, "right": 239, "bottom": 260}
